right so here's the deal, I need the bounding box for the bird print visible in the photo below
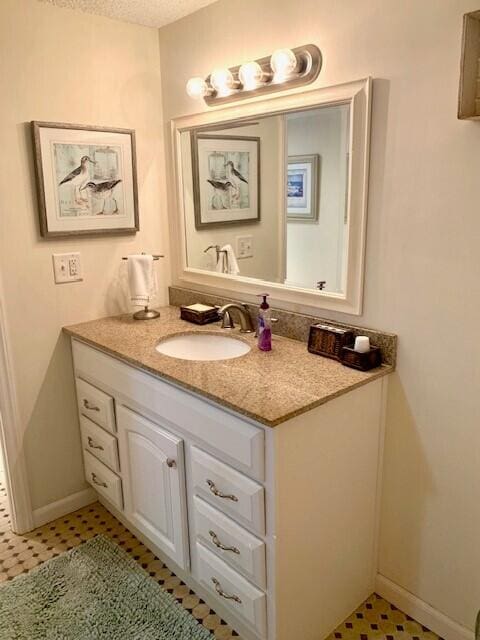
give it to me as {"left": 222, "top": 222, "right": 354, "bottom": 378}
{"left": 80, "top": 179, "right": 122, "bottom": 215}
{"left": 225, "top": 160, "right": 248, "bottom": 185}
{"left": 206, "top": 179, "right": 233, "bottom": 210}
{"left": 58, "top": 155, "right": 95, "bottom": 205}
{"left": 206, "top": 179, "right": 233, "bottom": 191}
{"left": 224, "top": 160, "right": 248, "bottom": 209}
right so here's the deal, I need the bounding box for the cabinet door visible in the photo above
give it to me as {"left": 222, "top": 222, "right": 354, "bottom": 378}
{"left": 117, "top": 405, "right": 189, "bottom": 569}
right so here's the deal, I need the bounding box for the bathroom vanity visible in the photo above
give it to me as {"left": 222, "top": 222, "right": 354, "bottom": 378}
{"left": 60, "top": 69, "right": 389, "bottom": 640}
{"left": 65, "top": 308, "right": 391, "bottom": 640}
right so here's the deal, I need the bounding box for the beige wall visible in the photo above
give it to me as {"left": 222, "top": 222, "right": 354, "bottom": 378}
{"left": 0, "top": 0, "right": 169, "bottom": 510}
{"left": 158, "top": 0, "right": 480, "bottom": 632}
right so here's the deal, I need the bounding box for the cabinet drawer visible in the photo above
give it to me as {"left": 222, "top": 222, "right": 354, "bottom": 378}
{"left": 191, "top": 447, "right": 265, "bottom": 535}
{"left": 76, "top": 377, "right": 116, "bottom": 433}
{"left": 193, "top": 496, "right": 266, "bottom": 589}
{"left": 80, "top": 415, "right": 119, "bottom": 472}
{"left": 84, "top": 450, "right": 123, "bottom": 510}
{"left": 197, "top": 543, "right": 267, "bottom": 638}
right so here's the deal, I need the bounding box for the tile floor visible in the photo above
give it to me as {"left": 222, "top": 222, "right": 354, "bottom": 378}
{"left": 0, "top": 473, "right": 441, "bottom": 640}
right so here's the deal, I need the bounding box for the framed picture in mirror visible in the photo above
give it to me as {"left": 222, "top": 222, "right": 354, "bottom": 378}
{"left": 287, "top": 154, "right": 320, "bottom": 222}
{"left": 191, "top": 132, "right": 260, "bottom": 229}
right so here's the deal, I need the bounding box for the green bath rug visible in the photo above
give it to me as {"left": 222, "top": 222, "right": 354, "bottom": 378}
{"left": 0, "top": 534, "right": 212, "bottom": 640}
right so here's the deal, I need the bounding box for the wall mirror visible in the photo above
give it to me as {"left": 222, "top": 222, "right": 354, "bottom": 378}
{"left": 171, "top": 78, "right": 371, "bottom": 315}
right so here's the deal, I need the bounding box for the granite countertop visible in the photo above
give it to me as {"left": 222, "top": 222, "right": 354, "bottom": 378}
{"left": 64, "top": 307, "right": 392, "bottom": 428}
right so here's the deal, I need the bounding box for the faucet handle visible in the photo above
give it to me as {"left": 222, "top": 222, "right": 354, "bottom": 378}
{"left": 221, "top": 310, "right": 234, "bottom": 329}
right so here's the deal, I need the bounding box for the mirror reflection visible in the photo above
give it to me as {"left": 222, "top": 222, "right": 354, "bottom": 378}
{"left": 180, "top": 102, "right": 350, "bottom": 294}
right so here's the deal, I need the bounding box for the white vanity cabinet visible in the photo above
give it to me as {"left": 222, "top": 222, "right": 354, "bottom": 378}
{"left": 70, "top": 338, "right": 387, "bottom": 640}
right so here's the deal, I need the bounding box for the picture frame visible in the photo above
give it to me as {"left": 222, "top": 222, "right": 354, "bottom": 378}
{"left": 287, "top": 154, "right": 320, "bottom": 222}
{"left": 191, "top": 132, "right": 260, "bottom": 229}
{"left": 32, "top": 121, "right": 139, "bottom": 237}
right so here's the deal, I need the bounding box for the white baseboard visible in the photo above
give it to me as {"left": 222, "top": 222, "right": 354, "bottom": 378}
{"left": 32, "top": 487, "right": 97, "bottom": 529}
{"left": 376, "top": 574, "right": 474, "bottom": 640}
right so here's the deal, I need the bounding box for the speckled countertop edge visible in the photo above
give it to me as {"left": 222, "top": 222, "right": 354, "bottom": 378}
{"left": 64, "top": 307, "right": 393, "bottom": 428}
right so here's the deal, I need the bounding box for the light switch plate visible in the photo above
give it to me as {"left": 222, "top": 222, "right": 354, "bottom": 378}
{"left": 52, "top": 253, "right": 83, "bottom": 284}
{"left": 236, "top": 235, "right": 253, "bottom": 259}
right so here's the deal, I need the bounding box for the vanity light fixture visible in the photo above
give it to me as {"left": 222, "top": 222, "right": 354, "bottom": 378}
{"left": 238, "top": 61, "right": 268, "bottom": 90}
{"left": 186, "top": 44, "right": 322, "bottom": 106}
{"left": 186, "top": 77, "right": 213, "bottom": 99}
{"left": 210, "top": 68, "right": 239, "bottom": 97}
{"left": 270, "top": 48, "right": 299, "bottom": 82}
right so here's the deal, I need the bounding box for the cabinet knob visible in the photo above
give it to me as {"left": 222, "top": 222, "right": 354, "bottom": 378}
{"left": 166, "top": 458, "right": 176, "bottom": 468}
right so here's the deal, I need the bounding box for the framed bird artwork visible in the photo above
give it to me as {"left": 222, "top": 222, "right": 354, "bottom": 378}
{"left": 190, "top": 132, "right": 260, "bottom": 229}
{"left": 32, "top": 121, "right": 139, "bottom": 237}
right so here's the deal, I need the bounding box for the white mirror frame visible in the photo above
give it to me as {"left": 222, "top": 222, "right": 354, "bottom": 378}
{"left": 170, "top": 77, "right": 371, "bottom": 316}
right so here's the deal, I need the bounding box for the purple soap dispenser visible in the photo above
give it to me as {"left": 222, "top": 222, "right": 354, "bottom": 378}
{"left": 257, "top": 294, "right": 272, "bottom": 351}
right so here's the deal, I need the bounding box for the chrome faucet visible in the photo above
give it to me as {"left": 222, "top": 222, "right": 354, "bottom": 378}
{"left": 217, "top": 303, "right": 255, "bottom": 333}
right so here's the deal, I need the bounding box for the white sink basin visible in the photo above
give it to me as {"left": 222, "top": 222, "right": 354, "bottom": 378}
{"left": 156, "top": 333, "right": 251, "bottom": 361}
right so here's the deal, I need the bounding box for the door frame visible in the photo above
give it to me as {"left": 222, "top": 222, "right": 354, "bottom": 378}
{"left": 0, "top": 271, "right": 34, "bottom": 533}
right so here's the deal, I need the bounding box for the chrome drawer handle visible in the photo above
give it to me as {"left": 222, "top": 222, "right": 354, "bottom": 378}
{"left": 209, "top": 530, "right": 240, "bottom": 555}
{"left": 211, "top": 577, "right": 242, "bottom": 604}
{"left": 83, "top": 399, "right": 100, "bottom": 412}
{"left": 91, "top": 473, "right": 107, "bottom": 488}
{"left": 206, "top": 479, "right": 238, "bottom": 502}
{"left": 87, "top": 436, "right": 104, "bottom": 451}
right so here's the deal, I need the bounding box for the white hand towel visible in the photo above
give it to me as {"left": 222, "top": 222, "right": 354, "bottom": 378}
{"left": 127, "top": 254, "right": 157, "bottom": 306}
{"left": 215, "top": 244, "right": 240, "bottom": 275}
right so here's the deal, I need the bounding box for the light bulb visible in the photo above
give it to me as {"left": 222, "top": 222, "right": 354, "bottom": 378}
{"left": 186, "top": 77, "right": 210, "bottom": 99}
{"left": 238, "top": 61, "right": 264, "bottom": 90}
{"left": 270, "top": 48, "right": 298, "bottom": 81}
{"left": 210, "top": 68, "right": 235, "bottom": 96}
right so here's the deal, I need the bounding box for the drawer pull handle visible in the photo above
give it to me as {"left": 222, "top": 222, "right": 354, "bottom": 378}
{"left": 206, "top": 479, "right": 238, "bottom": 502}
{"left": 209, "top": 530, "right": 240, "bottom": 555}
{"left": 166, "top": 458, "right": 176, "bottom": 468}
{"left": 91, "top": 473, "right": 107, "bottom": 488}
{"left": 87, "top": 436, "right": 104, "bottom": 451}
{"left": 211, "top": 577, "right": 242, "bottom": 604}
{"left": 83, "top": 399, "right": 100, "bottom": 412}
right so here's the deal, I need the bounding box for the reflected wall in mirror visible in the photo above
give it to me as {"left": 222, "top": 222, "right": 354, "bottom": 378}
{"left": 181, "top": 103, "right": 350, "bottom": 294}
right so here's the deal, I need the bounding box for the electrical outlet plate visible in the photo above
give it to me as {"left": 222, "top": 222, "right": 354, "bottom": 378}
{"left": 52, "top": 253, "right": 82, "bottom": 284}
{"left": 236, "top": 235, "right": 253, "bottom": 259}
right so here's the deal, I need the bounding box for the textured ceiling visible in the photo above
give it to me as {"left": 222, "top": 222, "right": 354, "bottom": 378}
{"left": 37, "top": 0, "right": 219, "bottom": 28}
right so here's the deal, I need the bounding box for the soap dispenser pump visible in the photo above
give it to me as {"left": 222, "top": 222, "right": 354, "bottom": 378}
{"left": 257, "top": 294, "right": 272, "bottom": 351}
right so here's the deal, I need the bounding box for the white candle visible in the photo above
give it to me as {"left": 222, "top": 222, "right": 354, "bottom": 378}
{"left": 354, "top": 336, "right": 370, "bottom": 353}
